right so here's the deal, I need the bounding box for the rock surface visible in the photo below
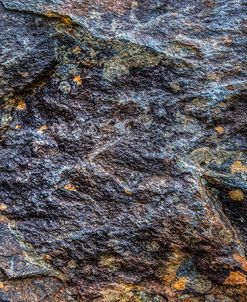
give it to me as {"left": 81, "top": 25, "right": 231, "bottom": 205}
{"left": 0, "top": 0, "right": 246, "bottom": 301}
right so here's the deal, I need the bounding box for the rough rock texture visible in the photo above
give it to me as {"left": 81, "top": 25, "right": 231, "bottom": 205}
{"left": 0, "top": 0, "right": 246, "bottom": 301}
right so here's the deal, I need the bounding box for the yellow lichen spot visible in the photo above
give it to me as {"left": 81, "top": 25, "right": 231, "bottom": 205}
{"left": 234, "top": 254, "right": 247, "bottom": 272}
{"left": 73, "top": 46, "right": 81, "bottom": 54}
{"left": 224, "top": 271, "right": 247, "bottom": 285}
{"left": 172, "top": 277, "right": 187, "bottom": 291}
{"left": 64, "top": 183, "right": 77, "bottom": 191}
{"left": 0, "top": 204, "right": 7, "bottom": 211}
{"left": 215, "top": 125, "right": 224, "bottom": 134}
{"left": 38, "top": 125, "right": 48, "bottom": 134}
{"left": 16, "top": 100, "right": 26, "bottom": 110}
{"left": 124, "top": 188, "right": 133, "bottom": 196}
{"left": 73, "top": 75, "right": 82, "bottom": 86}
{"left": 15, "top": 125, "right": 22, "bottom": 129}
{"left": 230, "top": 160, "right": 247, "bottom": 174}
{"left": 228, "top": 189, "right": 245, "bottom": 202}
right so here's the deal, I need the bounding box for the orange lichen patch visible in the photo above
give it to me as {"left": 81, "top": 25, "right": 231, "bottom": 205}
{"left": 64, "top": 183, "right": 77, "bottom": 191}
{"left": 0, "top": 281, "right": 6, "bottom": 290}
{"left": 234, "top": 254, "right": 247, "bottom": 272}
{"left": 73, "top": 46, "right": 82, "bottom": 54}
{"left": 161, "top": 249, "right": 185, "bottom": 284}
{"left": 172, "top": 277, "right": 187, "bottom": 291}
{"left": 45, "top": 11, "right": 72, "bottom": 25}
{"left": 159, "top": 249, "right": 187, "bottom": 298}
{"left": 16, "top": 100, "right": 26, "bottom": 110}
{"left": 230, "top": 160, "right": 247, "bottom": 174}
{"left": 0, "top": 204, "right": 7, "bottom": 211}
{"left": 61, "top": 16, "right": 72, "bottom": 25}
{"left": 228, "top": 189, "right": 245, "bottom": 202}
{"left": 215, "top": 125, "right": 224, "bottom": 134}
{"left": 38, "top": 125, "right": 48, "bottom": 134}
{"left": 15, "top": 124, "right": 22, "bottom": 129}
{"left": 73, "top": 75, "right": 83, "bottom": 86}
{"left": 224, "top": 271, "right": 247, "bottom": 285}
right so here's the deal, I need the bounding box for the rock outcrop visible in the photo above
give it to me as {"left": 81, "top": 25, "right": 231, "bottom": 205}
{"left": 0, "top": 1, "right": 246, "bottom": 301}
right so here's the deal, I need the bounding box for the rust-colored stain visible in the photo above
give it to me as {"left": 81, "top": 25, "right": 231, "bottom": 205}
{"left": 64, "top": 183, "right": 77, "bottom": 191}
{"left": 228, "top": 189, "right": 244, "bottom": 202}
{"left": 230, "top": 160, "right": 247, "bottom": 174}
{"left": 16, "top": 100, "right": 26, "bottom": 110}
{"left": 224, "top": 271, "right": 247, "bottom": 285}
{"left": 234, "top": 254, "right": 247, "bottom": 272}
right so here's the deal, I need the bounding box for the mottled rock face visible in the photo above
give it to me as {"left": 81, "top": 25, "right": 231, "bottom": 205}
{"left": 0, "top": 0, "right": 246, "bottom": 301}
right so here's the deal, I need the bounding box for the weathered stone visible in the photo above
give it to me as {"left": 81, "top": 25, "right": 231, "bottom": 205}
{"left": 0, "top": 0, "right": 246, "bottom": 301}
